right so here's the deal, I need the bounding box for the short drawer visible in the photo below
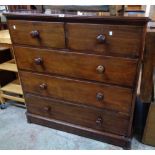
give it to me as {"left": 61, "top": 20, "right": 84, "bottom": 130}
{"left": 25, "top": 94, "right": 129, "bottom": 136}
{"left": 20, "top": 71, "right": 133, "bottom": 113}
{"left": 8, "top": 20, "right": 65, "bottom": 48}
{"left": 67, "top": 23, "right": 143, "bottom": 58}
{"left": 14, "top": 46, "right": 138, "bottom": 87}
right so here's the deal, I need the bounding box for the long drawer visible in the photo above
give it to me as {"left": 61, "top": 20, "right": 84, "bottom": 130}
{"left": 14, "top": 46, "right": 138, "bottom": 87}
{"left": 20, "top": 71, "right": 133, "bottom": 113}
{"left": 8, "top": 20, "right": 65, "bottom": 48}
{"left": 25, "top": 94, "right": 129, "bottom": 136}
{"left": 67, "top": 23, "right": 143, "bottom": 57}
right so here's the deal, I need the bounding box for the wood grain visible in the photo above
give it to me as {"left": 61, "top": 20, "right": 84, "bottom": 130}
{"left": 8, "top": 20, "right": 65, "bottom": 48}
{"left": 14, "top": 46, "right": 138, "bottom": 87}
{"left": 26, "top": 94, "right": 129, "bottom": 136}
{"left": 5, "top": 13, "right": 149, "bottom": 148}
{"left": 67, "top": 23, "right": 143, "bottom": 58}
{"left": 26, "top": 112, "right": 131, "bottom": 148}
{"left": 20, "top": 71, "right": 133, "bottom": 113}
{"left": 4, "top": 12, "right": 149, "bottom": 26}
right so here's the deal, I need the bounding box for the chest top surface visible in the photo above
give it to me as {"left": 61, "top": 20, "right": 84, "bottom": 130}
{"left": 4, "top": 12, "right": 149, "bottom": 26}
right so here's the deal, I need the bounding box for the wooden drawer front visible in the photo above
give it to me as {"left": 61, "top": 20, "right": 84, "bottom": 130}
{"left": 8, "top": 20, "right": 65, "bottom": 48}
{"left": 20, "top": 71, "right": 133, "bottom": 113}
{"left": 26, "top": 94, "right": 129, "bottom": 136}
{"left": 67, "top": 23, "right": 143, "bottom": 57}
{"left": 14, "top": 46, "right": 138, "bottom": 87}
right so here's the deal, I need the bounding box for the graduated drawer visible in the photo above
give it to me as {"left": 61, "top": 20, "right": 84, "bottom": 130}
{"left": 14, "top": 46, "right": 138, "bottom": 87}
{"left": 20, "top": 71, "right": 133, "bottom": 113}
{"left": 8, "top": 20, "right": 65, "bottom": 48}
{"left": 25, "top": 94, "right": 129, "bottom": 136}
{"left": 66, "top": 23, "right": 143, "bottom": 58}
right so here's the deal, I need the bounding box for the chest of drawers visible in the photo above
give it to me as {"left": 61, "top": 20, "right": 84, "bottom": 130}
{"left": 5, "top": 12, "right": 149, "bottom": 149}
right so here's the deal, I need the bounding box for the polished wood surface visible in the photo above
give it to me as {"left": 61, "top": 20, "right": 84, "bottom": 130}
{"left": 14, "top": 46, "right": 138, "bottom": 87}
{"left": 5, "top": 12, "right": 148, "bottom": 148}
{"left": 26, "top": 94, "right": 129, "bottom": 136}
{"left": 20, "top": 71, "right": 132, "bottom": 113}
{"left": 4, "top": 12, "right": 149, "bottom": 25}
{"left": 67, "top": 23, "right": 143, "bottom": 58}
{"left": 8, "top": 20, "right": 65, "bottom": 48}
{"left": 27, "top": 112, "right": 131, "bottom": 148}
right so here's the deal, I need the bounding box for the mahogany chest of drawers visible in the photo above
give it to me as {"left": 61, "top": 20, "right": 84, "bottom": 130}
{"left": 5, "top": 12, "right": 149, "bottom": 148}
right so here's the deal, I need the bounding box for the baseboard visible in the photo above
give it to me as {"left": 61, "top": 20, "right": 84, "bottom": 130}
{"left": 26, "top": 112, "right": 131, "bottom": 149}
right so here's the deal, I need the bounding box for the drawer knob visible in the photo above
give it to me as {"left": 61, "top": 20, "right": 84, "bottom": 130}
{"left": 96, "top": 34, "right": 106, "bottom": 43}
{"left": 34, "top": 58, "right": 43, "bottom": 65}
{"left": 96, "top": 92, "right": 104, "bottom": 101}
{"left": 39, "top": 83, "right": 47, "bottom": 90}
{"left": 96, "top": 65, "right": 105, "bottom": 73}
{"left": 96, "top": 117, "right": 103, "bottom": 126}
{"left": 30, "top": 30, "right": 39, "bottom": 38}
{"left": 43, "top": 106, "right": 51, "bottom": 112}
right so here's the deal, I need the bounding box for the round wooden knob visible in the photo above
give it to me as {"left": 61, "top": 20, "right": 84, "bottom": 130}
{"left": 96, "top": 65, "right": 105, "bottom": 73}
{"left": 96, "top": 92, "right": 104, "bottom": 101}
{"left": 34, "top": 58, "right": 43, "bottom": 65}
{"left": 96, "top": 34, "right": 106, "bottom": 43}
{"left": 43, "top": 106, "right": 51, "bottom": 112}
{"left": 96, "top": 117, "right": 103, "bottom": 126}
{"left": 30, "top": 30, "right": 39, "bottom": 38}
{"left": 39, "top": 83, "right": 47, "bottom": 90}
